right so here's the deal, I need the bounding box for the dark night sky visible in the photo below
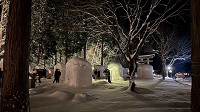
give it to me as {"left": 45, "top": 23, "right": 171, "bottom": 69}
{"left": 146, "top": 11, "right": 191, "bottom": 74}
{"left": 116, "top": 0, "right": 191, "bottom": 74}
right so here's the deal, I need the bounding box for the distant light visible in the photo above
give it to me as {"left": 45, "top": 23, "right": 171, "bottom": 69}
{"left": 169, "top": 70, "right": 172, "bottom": 73}
{"left": 167, "top": 66, "right": 171, "bottom": 70}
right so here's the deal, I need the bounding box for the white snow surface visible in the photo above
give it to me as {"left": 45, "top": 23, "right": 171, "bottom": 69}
{"left": 28, "top": 77, "right": 191, "bottom": 112}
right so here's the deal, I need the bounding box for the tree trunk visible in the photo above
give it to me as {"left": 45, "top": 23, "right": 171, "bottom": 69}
{"left": 190, "top": 0, "right": 200, "bottom": 111}
{"left": 64, "top": 33, "right": 68, "bottom": 64}
{"left": 37, "top": 44, "right": 41, "bottom": 65}
{"left": 83, "top": 42, "right": 87, "bottom": 59}
{"left": 161, "top": 63, "right": 166, "bottom": 80}
{"left": 59, "top": 51, "right": 62, "bottom": 62}
{"left": 0, "top": 4, "right": 3, "bottom": 47}
{"left": 161, "top": 56, "right": 166, "bottom": 80}
{"left": 64, "top": 40, "right": 68, "bottom": 64}
{"left": 101, "top": 36, "right": 103, "bottom": 66}
{"left": 54, "top": 52, "right": 57, "bottom": 65}
{"left": 64, "top": 47, "right": 68, "bottom": 64}
{"left": 126, "top": 59, "right": 136, "bottom": 92}
{"left": 1, "top": 0, "right": 31, "bottom": 111}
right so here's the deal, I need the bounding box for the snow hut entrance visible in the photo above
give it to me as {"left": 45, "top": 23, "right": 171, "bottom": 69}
{"left": 54, "top": 63, "right": 66, "bottom": 80}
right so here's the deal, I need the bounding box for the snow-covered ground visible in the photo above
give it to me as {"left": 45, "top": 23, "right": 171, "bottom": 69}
{"left": 29, "top": 77, "right": 191, "bottom": 112}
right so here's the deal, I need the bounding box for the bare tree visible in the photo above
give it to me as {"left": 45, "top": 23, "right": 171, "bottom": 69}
{"left": 1, "top": 0, "right": 31, "bottom": 111}
{"left": 167, "top": 37, "right": 191, "bottom": 66}
{"left": 190, "top": 0, "right": 200, "bottom": 111}
{"left": 146, "top": 27, "right": 191, "bottom": 79}
{"left": 71, "top": 0, "right": 188, "bottom": 91}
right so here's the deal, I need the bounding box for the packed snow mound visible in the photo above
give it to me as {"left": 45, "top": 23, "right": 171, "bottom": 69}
{"left": 29, "top": 88, "right": 46, "bottom": 95}
{"left": 119, "top": 86, "right": 129, "bottom": 91}
{"left": 48, "top": 91, "right": 74, "bottom": 101}
{"left": 35, "top": 82, "right": 47, "bottom": 88}
{"left": 93, "top": 80, "right": 109, "bottom": 85}
{"left": 137, "top": 64, "right": 154, "bottom": 78}
{"left": 135, "top": 87, "right": 154, "bottom": 94}
{"left": 71, "top": 93, "right": 97, "bottom": 103}
{"left": 29, "top": 89, "right": 37, "bottom": 95}
{"left": 65, "top": 58, "right": 92, "bottom": 87}
{"left": 29, "top": 85, "right": 54, "bottom": 95}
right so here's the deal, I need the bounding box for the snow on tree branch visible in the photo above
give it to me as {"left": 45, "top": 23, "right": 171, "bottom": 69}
{"left": 69, "top": 0, "right": 188, "bottom": 76}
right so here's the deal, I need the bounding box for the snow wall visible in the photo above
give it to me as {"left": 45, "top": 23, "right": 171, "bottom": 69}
{"left": 107, "top": 62, "right": 124, "bottom": 81}
{"left": 93, "top": 65, "right": 105, "bottom": 78}
{"left": 54, "top": 63, "right": 66, "bottom": 79}
{"left": 137, "top": 64, "right": 154, "bottom": 78}
{"left": 65, "top": 58, "right": 92, "bottom": 87}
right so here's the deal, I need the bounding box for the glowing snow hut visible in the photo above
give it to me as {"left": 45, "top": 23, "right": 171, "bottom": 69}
{"left": 107, "top": 62, "right": 124, "bottom": 81}
{"left": 65, "top": 58, "right": 92, "bottom": 87}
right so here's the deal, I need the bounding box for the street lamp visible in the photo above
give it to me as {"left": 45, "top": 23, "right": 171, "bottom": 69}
{"left": 167, "top": 66, "right": 172, "bottom": 77}
{"left": 167, "top": 66, "right": 171, "bottom": 70}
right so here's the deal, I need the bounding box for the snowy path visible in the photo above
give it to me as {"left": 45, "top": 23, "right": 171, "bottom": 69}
{"left": 29, "top": 78, "right": 191, "bottom": 112}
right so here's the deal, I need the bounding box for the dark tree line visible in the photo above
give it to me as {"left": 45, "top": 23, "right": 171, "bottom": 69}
{"left": 31, "top": 0, "right": 87, "bottom": 66}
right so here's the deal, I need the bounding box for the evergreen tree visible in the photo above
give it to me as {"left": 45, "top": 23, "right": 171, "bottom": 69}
{"left": 190, "top": 0, "right": 200, "bottom": 111}
{"left": 1, "top": 0, "right": 31, "bottom": 111}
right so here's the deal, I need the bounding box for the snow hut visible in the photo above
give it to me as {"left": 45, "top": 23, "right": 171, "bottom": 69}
{"left": 137, "top": 64, "right": 154, "bottom": 78}
{"left": 107, "top": 62, "right": 124, "bottom": 81}
{"left": 65, "top": 58, "right": 92, "bottom": 87}
{"left": 54, "top": 63, "right": 66, "bottom": 79}
{"left": 93, "top": 65, "right": 105, "bottom": 78}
